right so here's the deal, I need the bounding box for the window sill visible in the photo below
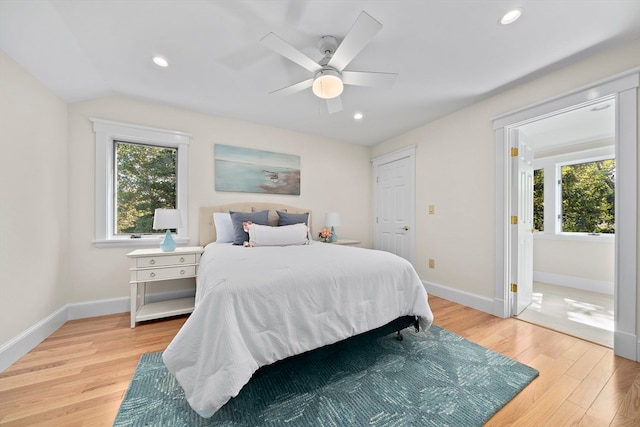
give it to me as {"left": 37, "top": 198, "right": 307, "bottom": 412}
{"left": 93, "top": 237, "right": 190, "bottom": 248}
{"left": 533, "top": 232, "right": 614, "bottom": 243}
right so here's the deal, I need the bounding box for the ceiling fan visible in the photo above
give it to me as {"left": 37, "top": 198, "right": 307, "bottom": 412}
{"left": 260, "top": 11, "right": 398, "bottom": 114}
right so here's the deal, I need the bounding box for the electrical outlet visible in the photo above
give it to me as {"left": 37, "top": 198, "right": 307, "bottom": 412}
{"left": 428, "top": 259, "right": 435, "bottom": 269}
{"left": 428, "top": 204, "right": 435, "bottom": 214}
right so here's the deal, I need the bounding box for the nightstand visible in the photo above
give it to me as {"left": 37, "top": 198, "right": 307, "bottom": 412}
{"left": 127, "top": 246, "right": 203, "bottom": 328}
{"left": 329, "top": 239, "right": 361, "bottom": 246}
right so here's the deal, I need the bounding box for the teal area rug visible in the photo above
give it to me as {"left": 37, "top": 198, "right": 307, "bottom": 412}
{"left": 114, "top": 325, "right": 538, "bottom": 426}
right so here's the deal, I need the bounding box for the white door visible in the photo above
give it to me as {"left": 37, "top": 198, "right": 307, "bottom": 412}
{"left": 373, "top": 148, "right": 415, "bottom": 264}
{"left": 511, "top": 129, "right": 534, "bottom": 316}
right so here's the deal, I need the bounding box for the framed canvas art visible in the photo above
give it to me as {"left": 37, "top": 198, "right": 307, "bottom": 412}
{"left": 214, "top": 144, "right": 301, "bottom": 195}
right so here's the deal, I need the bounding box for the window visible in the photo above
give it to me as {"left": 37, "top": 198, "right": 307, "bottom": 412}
{"left": 92, "top": 119, "right": 190, "bottom": 246}
{"left": 114, "top": 141, "right": 177, "bottom": 235}
{"left": 560, "top": 159, "right": 615, "bottom": 233}
{"left": 533, "top": 168, "right": 544, "bottom": 232}
{"left": 533, "top": 146, "right": 615, "bottom": 237}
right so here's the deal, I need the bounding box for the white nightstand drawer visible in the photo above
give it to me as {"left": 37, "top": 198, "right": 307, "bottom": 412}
{"left": 136, "top": 265, "right": 196, "bottom": 281}
{"left": 136, "top": 254, "right": 196, "bottom": 268}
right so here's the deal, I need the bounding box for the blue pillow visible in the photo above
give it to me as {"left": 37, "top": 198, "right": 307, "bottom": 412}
{"left": 277, "top": 211, "right": 309, "bottom": 227}
{"left": 229, "top": 210, "right": 269, "bottom": 245}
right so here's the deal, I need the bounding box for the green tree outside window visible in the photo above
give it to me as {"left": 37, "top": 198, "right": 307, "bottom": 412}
{"left": 561, "top": 159, "right": 615, "bottom": 233}
{"left": 533, "top": 169, "right": 544, "bottom": 232}
{"left": 115, "top": 141, "right": 177, "bottom": 235}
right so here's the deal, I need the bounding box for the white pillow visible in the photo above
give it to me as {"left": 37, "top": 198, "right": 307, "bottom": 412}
{"left": 246, "top": 223, "right": 309, "bottom": 247}
{"left": 213, "top": 212, "right": 235, "bottom": 243}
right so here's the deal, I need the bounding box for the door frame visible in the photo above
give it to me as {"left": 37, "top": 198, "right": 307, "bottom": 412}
{"left": 493, "top": 69, "right": 639, "bottom": 361}
{"left": 372, "top": 145, "right": 416, "bottom": 265}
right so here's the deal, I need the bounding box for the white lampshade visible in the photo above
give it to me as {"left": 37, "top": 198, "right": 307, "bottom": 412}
{"left": 325, "top": 212, "right": 341, "bottom": 227}
{"left": 312, "top": 69, "right": 343, "bottom": 99}
{"left": 153, "top": 208, "right": 182, "bottom": 230}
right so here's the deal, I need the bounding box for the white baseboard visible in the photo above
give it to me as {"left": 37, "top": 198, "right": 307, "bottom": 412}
{"left": 0, "top": 289, "right": 194, "bottom": 373}
{"left": 533, "top": 271, "right": 614, "bottom": 295}
{"left": 0, "top": 305, "right": 68, "bottom": 373}
{"left": 67, "top": 296, "right": 130, "bottom": 321}
{"left": 614, "top": 329, "right": 640, "bottom": 362}
{"left": 423, "top": 280, "right": 495, "bottom": 315}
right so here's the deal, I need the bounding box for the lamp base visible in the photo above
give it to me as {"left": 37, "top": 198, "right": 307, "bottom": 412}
{"left": 329, "top": 226, "right": 338, "bottom": 243}
{"left": 160, "top": 230, "right": 177, "bottom": 251}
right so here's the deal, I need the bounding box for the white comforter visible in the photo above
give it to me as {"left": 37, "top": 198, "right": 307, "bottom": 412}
{"left": 162, "top": 242, "right": 434, "bottom": 418}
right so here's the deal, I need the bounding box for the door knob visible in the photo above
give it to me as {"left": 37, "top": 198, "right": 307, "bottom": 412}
{"left": 401, "top": 226, "right": 409, "bottom": 231}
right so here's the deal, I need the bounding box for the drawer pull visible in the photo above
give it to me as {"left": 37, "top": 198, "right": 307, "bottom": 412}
{"left": 149, "top": 259, "right": 156, "bottom": 265}
{"left": 180, "top": 269, "right": 185, "bottom": 275}
{"left": 150, "top": 272, "right": 156, "bottom": 278}
{"left": 179, "top": 257, "right": 185, "bottom": 263}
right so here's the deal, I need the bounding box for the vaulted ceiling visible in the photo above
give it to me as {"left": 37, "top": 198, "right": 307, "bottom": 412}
{"left": 1, "top": 1, "right": 638, "bottom": 146}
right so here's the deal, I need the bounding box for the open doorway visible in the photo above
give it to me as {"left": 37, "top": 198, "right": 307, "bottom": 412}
{"left": 493, "top": 71, "right": 638, "bottom": 361}
{"left": 512, "top": 99, "right": 615, "bottom": 347}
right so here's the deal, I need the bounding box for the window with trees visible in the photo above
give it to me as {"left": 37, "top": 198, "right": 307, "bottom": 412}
{"left": 560, "top": 159, "right": 615, "bottom": 233}
{"left": 533, "top": 148, "right": 615, "bottom": 236}
{"left": 92, "top": 119, "right": 190, "bottom": 246}
{"left": 114, "top": 141, "right": 177, "bottom": 235}
{"left": 533, "top": 168, "right": 544, "bottom": 232}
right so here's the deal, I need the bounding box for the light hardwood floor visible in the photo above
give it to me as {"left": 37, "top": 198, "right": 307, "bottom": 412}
{"left": 0, "top": 296, "right": 638, "bottom": 426}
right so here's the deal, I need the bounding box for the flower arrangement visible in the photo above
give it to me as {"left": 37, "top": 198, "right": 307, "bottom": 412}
{"left": 318, "top": 228, "right": 333, "bottom": 242}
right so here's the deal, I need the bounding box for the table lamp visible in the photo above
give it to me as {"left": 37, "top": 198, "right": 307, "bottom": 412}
{"left": 153, "top": 208, "right": 182, "bottom": 251}
{"left": 325, "top": 212, "right": 341, "bottom": 243}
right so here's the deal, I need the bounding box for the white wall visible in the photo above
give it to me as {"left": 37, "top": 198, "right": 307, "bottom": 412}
{"left": 0, "top": 51, "right": 69, "bottom": 346}
{"left": 66, "top": 96, "right": 372, "bottom": 305}
{"left": 533, "top": 237, "right": 614, "bottom": 294}
{"left": 371, "top": 39, "right": 639, "bottom": 309}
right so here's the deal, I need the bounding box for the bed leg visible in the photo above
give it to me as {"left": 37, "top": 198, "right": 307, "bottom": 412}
{"left": 395, "top": 331, "right": 403, "bottom": 341}
{"left": 414, "top": 318, "right": 420, "bottom": 333}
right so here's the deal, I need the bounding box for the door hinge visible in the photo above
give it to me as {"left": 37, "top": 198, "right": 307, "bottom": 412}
{"left": 376, "top": 176, "right": 379, "bottom": 183}
{"left": 511, "top": 283, "right": 518, "bottom": 292}
{"left": 376, "top": 216, "right": 379, "bottom": 224}
{"left": 510, "top": 215, "right": 518, "bottom": 224}
{"left": 510, "top": 147, "right": 519, "bottom": 157}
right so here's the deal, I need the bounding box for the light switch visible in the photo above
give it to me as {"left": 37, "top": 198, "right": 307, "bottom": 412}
{"left": 428, "top": 204, "right": 435, "bottom": 214}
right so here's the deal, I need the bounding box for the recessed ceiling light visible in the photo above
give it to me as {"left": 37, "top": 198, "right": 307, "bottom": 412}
{"left": 500, "top": 8, "right": 523, "bottom": 25}
{"left": 152, "top": 56, "right": 169, "bottom": 67}
{"left": 354, "top": 112, "right": 363, "bottom": 120}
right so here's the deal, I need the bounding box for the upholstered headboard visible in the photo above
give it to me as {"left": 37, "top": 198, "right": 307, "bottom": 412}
{"left": 199, "top": 202, "right": 313, "bottom": 246}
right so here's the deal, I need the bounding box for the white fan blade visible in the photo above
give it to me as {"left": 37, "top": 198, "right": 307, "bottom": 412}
{"left": 328, "top": 11, "right": 382, "bottom": 72}
{"left": 326, "top": 97, "right": 343, "bottom": 114}
{"left": 342, "top": 71, "right": 398, "bottom": 87}
{"left": 261, "top": 32, "right": 321, "bottom": 73}
{"left": 269, "top": 78, "right": 314, "bottom": 96}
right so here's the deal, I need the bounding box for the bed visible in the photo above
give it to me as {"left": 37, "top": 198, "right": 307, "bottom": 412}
{"left": 162, "top": 203, "right": 434, "bottom": 418}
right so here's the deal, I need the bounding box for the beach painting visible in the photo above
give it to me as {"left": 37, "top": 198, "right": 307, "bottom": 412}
{"left": 214, "top": 144, "right": 301, "bottom": 195}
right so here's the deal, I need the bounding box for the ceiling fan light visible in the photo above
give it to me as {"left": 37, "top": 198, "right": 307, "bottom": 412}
{"left": 312, "top": 69, "right": 343, "bottom": 99}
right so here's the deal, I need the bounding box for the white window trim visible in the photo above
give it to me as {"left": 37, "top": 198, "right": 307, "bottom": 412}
{"left": 533, "top": 145, "right": 615, "bottom": 238}
{"left": 91, "top": 118, "right": 191, "bottom": 247}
